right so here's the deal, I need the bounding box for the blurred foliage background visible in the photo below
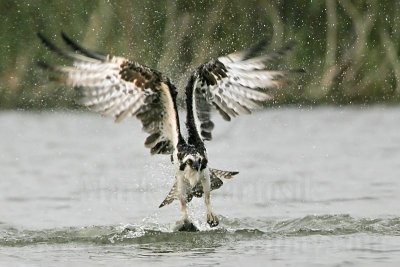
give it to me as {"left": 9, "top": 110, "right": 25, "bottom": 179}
{"left": 0, "top": 0, "right": 399, "bottom": 110}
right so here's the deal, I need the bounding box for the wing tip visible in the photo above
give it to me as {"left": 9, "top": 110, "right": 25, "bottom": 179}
{"left": 243, "top": 38, "right": 272, "bottom": 60}
{"left": 37, "top": 32, "right": 60, "bottom": 54}
{"left": 61, "top": 31, "right": 106, "bottom": 61}
{"left": 36, "top": 60, "right": 52, "bottom": 70}
{"left": 37, "top": 32, "right": 47, "bottom": 44}
{"left": 292, "top": 68, "right": 306, "bottom": 74}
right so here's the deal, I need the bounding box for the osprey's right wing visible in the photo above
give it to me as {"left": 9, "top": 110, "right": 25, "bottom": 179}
{"left": 37, "top": 33, "right": 182, "bottom": 156}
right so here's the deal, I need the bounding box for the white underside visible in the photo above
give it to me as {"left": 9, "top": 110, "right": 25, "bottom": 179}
{"left": 175, "top": 166, "right": 212, "bottom": 222}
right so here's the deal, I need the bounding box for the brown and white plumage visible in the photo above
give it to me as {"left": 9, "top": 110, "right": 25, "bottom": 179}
{"left": 189, "top": 40, "right": 303, "bottom": 141}
{"left": 38, "top": 32, "right": 182, "bottom": 156}
{"left": 38, "top": 33, "right": 302, "bottom": 229}
{"left": 159, "top": 168, "right": 237, "bottom": 208}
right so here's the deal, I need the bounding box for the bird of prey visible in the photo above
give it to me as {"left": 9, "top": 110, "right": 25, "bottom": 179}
{"left": 37, "top": 32, "right": 301, "bottom": 229}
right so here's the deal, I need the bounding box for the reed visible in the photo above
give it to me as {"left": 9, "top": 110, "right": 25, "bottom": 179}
{"left": 0, "top": 0, "right": 398, "bottom": 109}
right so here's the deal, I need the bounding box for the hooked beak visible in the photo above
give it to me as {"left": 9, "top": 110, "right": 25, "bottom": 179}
{"left": 192, "top": 161, "right": 200, "bottom": 172}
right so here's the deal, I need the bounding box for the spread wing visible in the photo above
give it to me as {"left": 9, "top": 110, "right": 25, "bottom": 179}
{"left": 37, "top": 32, "right": 181, "bottom": 155}
{"left": 188, "top": 40, "right": 303, "bottom": 141}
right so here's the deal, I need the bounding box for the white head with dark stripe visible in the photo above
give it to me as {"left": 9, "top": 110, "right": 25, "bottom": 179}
{"left": 177, "top": 145, "right": 208, "bottom": 172}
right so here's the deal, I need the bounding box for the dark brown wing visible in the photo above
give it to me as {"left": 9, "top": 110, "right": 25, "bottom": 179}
{"left": 189, "top": 40, "right": 303, "bottom": 141}
{"left": 37, "top": 33, "right": 181, "bottom": 155}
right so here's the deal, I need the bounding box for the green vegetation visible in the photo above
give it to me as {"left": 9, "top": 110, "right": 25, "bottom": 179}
{"left": 0, "top": 0, "right": 399, "bottom": 109}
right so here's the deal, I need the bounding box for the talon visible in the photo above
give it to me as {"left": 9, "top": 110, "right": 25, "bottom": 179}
{"left": 207, "top": 213, "right": 219, "bottom": 227}
{"left": 176, "top": 218, "right": 190, "bottom": 225}
{"left": 175, "top": 218, "right": 198, "bottom": 232}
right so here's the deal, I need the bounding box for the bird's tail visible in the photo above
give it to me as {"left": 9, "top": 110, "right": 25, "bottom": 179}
{"left": 158, "top": 168, "right": 238, "bottom": 208}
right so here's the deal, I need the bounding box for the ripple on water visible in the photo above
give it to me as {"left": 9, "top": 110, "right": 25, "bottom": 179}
{"left": 1, "top": 214, "right": 399, "bottom": 248}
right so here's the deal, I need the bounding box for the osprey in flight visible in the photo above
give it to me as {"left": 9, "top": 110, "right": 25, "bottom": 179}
{"left": 37, "top": 32, "right": 301, "bottom": 229}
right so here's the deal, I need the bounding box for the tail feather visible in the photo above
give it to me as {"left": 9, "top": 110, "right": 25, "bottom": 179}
{"left": 209, "top": 168, "right": 239, "bottom": 179}
{"left": 159, "top": 183, "right": 177, "bottom": 208}
{"left": 158, "top": 168, "right": 238, "bottom": 208}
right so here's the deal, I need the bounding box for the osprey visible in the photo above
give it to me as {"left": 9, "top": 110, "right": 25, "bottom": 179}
{"left": 37, "top": 32, "right": 300, "bottom": 228}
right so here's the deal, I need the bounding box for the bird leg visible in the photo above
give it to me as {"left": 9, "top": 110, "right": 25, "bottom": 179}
{"left": 176, "top": 173, "right": 190, "bottom": 225}
{"left": 179, "top": 195, "right": 189, "bottom": 223}
{"left": 202, "top": 170, "right": 219, "bottom": 227}
{"left": 172, "top": 173, "right": 199, "bottom": 232}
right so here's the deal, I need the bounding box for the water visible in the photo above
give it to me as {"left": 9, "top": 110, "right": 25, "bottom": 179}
{"left": 1, "top": 107, "right": 400, "bottom": 266}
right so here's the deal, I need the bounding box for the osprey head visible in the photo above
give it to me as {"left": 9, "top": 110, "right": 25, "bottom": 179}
{"left": 177, "top": 146, "right": 207, "bottom": 172}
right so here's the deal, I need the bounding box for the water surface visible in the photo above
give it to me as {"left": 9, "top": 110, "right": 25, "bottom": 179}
{"left": 1, "top": 107, "right": 400, "bottom": 266}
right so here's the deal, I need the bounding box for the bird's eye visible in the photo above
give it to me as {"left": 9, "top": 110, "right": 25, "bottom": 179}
{"left": 187, "top": 159, "right": 193, "bottom": 165}
{"left": 200, "top": 158, "right": 208, "bottom": 170}
{"left": 179, "top": 163, "right": 185, "bottom": 171}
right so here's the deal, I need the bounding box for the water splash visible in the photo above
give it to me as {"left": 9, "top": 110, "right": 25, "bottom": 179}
{"left": 1, "top": 214, "right": 399, "bottom": 247}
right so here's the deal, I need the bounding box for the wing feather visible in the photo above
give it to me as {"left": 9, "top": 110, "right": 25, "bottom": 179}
{"left": 38, "top": 33, "right": 181, "bottom": 155}
{"left": 188, "top": 40, "right": 303, "bottom": 141}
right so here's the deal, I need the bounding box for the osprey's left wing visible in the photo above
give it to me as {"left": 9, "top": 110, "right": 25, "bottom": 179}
{"left": 37, "top": 32, "right": 182, "bottom": 155}
{"left": 188, "top": 40, "right": 303, "bottom": 141}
